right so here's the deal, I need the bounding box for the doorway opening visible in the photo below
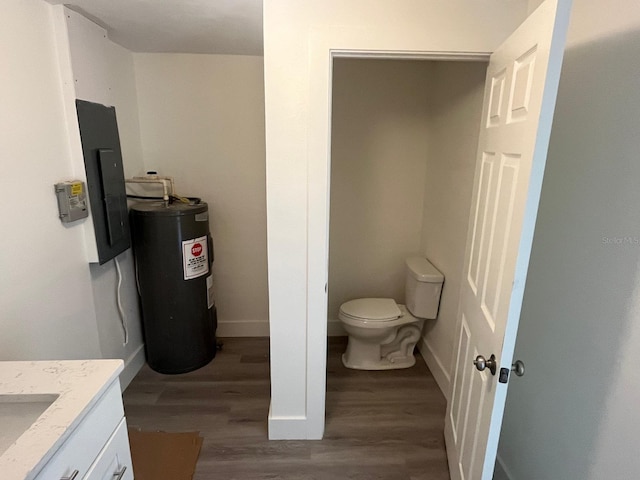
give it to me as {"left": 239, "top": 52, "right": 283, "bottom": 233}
{"left": 325, "top": 55, "right": 488, "bottom": 432}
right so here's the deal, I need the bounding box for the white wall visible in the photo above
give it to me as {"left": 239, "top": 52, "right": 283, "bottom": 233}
{"left": 264, "top": 0, "right": 529, "bottom": 439}
{"left": 527, "top": 0, "right": 546, "bottom": 14}
{"left": 59, "top": 8, "right": 146, "bottom": 387}
{"left": 132, "top": 53, "right": 269, "bottom": 337}
{"left": 0, "top": 2, "right": 147, "bottom": 388}
{"left": 497, "top": 1, "right": 640, "bottom": 478}
{"left": 0, "top": 0, "right": 101, "bottom": 360}
{"left": 419, "top": 61, "right": 486, "bottom": 397}
{"left": 328, "top": 59, "right": 432, "bottom": 332}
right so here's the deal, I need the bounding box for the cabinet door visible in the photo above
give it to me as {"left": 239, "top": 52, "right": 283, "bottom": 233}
{"left": 84, "top": 419, "right": 133, "bottom": 480}
{"left": 34, "top": 382, "right": 123, "bottom": 480}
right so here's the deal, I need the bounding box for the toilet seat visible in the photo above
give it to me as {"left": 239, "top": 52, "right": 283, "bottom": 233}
{"left": 339, "top": 298, "right": 401, "bottom": 322}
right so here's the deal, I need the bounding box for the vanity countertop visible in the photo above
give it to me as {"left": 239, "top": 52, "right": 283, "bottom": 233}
{"left": 0, "top": 360, "right": 123, "bottom": 480}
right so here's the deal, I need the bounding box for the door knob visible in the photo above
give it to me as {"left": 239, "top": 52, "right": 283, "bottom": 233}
{"left": 474, "top": 354, "right": 497, "bottom": 375}
{"left": 511, "top": 360, "right": 525, "bottom": 377}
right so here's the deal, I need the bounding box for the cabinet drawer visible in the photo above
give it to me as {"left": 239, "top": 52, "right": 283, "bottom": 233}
{"left": 35, "top": 381, "right": 123, "bottom": 480}
{"left": 84, "top": 418, "right": 133, "bottom": 480}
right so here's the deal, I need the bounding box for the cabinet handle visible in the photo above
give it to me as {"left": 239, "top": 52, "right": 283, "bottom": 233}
{"left": 113, "top": 465, "right": 127, "bottom": 480}
{"left": 61, "top": 471, "right": 79, "bottom": 480}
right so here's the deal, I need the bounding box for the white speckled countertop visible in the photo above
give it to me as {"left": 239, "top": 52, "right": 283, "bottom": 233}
{"left": 0, "top": 360, "right": 123, "bottom": 480}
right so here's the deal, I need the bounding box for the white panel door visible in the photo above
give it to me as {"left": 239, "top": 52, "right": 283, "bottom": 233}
{"left": 444, "top": 1, "right": 572, "bottom": 479}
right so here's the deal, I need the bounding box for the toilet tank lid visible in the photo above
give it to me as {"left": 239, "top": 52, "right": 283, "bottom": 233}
{"left": 405, "top": 257, "right": 444, "bottom": 283}
{"left": 340, "top": 298, "right": 401, "bottom": 321}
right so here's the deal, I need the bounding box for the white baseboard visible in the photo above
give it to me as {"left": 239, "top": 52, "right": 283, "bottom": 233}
{"left": 494, "top": 453, "right": 514, "bottom": 480}
{"left": 217, "top": 320, "right": 270, "bottom": 337}
{"left": 119, "top": 343, "right": 145, "bottom": 390}
{"left": 417, "top": 335, "right": 451, "bottom": 400}
{"left": 327, "top": 320, "right": 346, "bottom": 336}
{"left": 268, "top": 404, "right": 310, "bottom": 439}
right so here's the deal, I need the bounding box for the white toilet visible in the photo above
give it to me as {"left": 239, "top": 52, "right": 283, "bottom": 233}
{"left": 339, "top": 257, "right": 444, "bottom": 370}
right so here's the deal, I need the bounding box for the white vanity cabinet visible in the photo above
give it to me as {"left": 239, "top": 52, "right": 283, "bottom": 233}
{"left": 34, "top": 381, "right": 133, "bottom": 480}
{"left": 0, "top": 360, "right": 133, "bottom": 480}
{"left": 82, "top": 419, "right": 131, "bottom": 480}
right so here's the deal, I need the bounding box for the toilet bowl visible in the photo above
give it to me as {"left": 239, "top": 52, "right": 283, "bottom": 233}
{"left": 340, "top": 299, "right": 425, "bottom": 370}
{"left": 338, "top": 257, "right": 444, "bottom": 370}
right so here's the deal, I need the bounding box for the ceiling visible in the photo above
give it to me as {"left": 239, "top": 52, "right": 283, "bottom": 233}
{"left": 47, "top": 0, "right": 263, "bottom": 55}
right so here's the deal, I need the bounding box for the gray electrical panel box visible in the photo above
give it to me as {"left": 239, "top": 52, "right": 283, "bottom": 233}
{"left": 54, "top": 180, "right": 89, "bottom": 223}
{"left": 76, "top": 99, "right": 130, "bottom": 264}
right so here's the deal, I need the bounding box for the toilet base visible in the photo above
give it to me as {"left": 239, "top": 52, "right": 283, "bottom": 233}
{"left": 341, "top": 352, "right": 416, "bottom": 370}
{"left": 341, "top": 321, "right": 423, "bottom": 371}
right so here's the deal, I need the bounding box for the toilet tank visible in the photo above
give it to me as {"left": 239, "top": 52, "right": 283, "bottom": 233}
{"left": 405, "top": 257, "right": 444, "bottom": 319}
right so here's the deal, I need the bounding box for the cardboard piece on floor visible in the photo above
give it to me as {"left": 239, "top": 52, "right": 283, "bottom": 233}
{"left": 128, "top": 429, "right": 203, "bottom": 480}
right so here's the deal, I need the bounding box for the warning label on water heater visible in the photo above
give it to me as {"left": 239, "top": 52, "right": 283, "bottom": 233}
{"left": 182, "top": 235, "right": 209, "bottom": 280}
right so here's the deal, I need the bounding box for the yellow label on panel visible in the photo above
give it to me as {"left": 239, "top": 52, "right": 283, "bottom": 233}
{"left": 70, "top": 182, "right": 83, "bottom": 196}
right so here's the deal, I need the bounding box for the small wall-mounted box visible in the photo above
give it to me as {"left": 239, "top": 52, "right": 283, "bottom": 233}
{"left": 54, "top": 180, "right": 89, "bottom": 223}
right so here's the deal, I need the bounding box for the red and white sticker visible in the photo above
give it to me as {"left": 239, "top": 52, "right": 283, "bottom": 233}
{"left": 182, "top": 235, "right": 209, "bottom": 280}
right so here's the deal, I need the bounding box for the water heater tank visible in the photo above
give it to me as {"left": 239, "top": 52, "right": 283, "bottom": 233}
{"left": 130, "top": 201, "right": 216, "bottom": 374}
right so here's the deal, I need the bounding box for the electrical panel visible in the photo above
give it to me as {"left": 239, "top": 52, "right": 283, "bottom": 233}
{"left": 76, "top": 99, "right": 130, "bottom": 264}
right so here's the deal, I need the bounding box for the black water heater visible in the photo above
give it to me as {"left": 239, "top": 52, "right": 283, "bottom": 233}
{"left": 130, "top": 201, "right": 216, "bottom": 374}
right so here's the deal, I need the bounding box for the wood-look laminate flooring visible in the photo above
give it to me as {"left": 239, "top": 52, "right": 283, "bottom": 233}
{"left": 123, "top": 337, "right": 450, "bottom": 480}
